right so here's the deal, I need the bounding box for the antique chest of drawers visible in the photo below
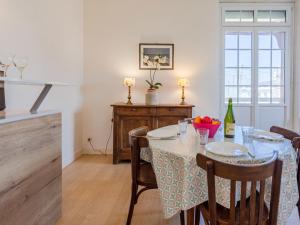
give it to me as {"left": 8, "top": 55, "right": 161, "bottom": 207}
{"left": 111, "top": 103, "right": 194, "bottom": 164}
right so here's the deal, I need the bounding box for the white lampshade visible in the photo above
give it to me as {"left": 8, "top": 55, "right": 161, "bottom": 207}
{"left": 123, "top": 77, "right": 136, "bottom": 87}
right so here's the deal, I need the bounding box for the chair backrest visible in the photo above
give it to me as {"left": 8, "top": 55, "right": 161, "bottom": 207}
{"left": 128, "top": 126, "right": 149, "bottom": 183}
{"left": 293, "top": 137, "right": 300, "bottom": 150}
{"left": 270, "top": 126, "right": 300, "bottom": 141}
{"left": 196, "top": 153, "right": 283, "bottom": 225}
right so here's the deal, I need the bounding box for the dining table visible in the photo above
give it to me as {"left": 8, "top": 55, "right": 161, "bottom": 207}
{"left": 142, "top": 124, "right": 299, "bottom": 225}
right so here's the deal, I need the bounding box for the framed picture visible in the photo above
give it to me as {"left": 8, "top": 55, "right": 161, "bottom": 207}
{"left": 139, "top": 43, "right": 174, "bottom": 70}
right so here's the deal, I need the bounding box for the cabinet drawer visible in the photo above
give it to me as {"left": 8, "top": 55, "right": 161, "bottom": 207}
{"left": 115, "top": 107, "right": 154, "bottom": 116}
{"left": 156, "top": 107, "right": 189, "bottom": 116}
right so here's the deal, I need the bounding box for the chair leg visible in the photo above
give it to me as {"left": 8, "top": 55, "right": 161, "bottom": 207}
{"left": 297, "top": 199, "right": 300, "bottom": 219}
{"left": 126, "top": 184, "right": 137, "bottom": 225}
{"left": 195, "top": 206, "right": 200, "bottom": 225}
{"left": 180, "top": 210, "right": 185, "bottom": 225}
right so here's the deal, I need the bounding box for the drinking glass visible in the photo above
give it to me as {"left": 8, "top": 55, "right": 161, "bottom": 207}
{"left": 242, "top": 126, "right": 254, "bottom": 144}
{"left": 0, "top": 55, "right": 14, "bottom": 77}
{"left": 13, "top": 56, "right": 28, "bottom": 79}
{"left": 198, "top": 128, "right": 209, "bottom": 145}
{"left": 178, "top": 120, "right": 188, "bottom": 135}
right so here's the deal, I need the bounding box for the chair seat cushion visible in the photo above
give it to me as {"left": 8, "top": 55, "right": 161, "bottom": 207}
{"left": 200, "top": 194, "right": 269, "bottom": 225}
{"left": 137, "top": 162, "right": 157, "bottom": 188}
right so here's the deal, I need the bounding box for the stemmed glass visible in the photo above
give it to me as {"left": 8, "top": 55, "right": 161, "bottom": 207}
{"left": 13, "top": 56, "right": 28, "bottom": 79}
{"left": 0, "top": 55, "right": 14, "bottom": 77}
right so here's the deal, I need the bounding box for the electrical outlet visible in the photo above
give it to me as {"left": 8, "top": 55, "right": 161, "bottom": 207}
{"left": 87, "top": 137, "right": 92, "bottom": 142}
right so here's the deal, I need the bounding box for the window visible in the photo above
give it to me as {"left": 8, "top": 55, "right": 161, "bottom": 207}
{"left": 225, "top": 10, "right": 254, "bottom": 23}
{"left": 221, "top": 4, "right": 292, "bottom": 129}
{"left": 223, "top": 8, "right": 289, "bottom": 25}
{"left": 258, "top": 31, "right": 285, "bottom": 104}
{"left": 224, "top": 32, "right": 252, "bottom": 104}
{"left": 257, "top": 10, "right": 286, "bottom": 23}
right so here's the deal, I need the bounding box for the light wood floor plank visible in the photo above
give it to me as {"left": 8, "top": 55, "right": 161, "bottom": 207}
{"left": 55, "top": 155, "right": 299, "bottom": 225}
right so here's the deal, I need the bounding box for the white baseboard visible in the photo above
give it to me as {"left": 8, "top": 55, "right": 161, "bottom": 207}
{"left": 82, "top": 148, "right": 113, "bottom": 155}
{"left": 75, "top": 149, "right": 82, "bottom": 159}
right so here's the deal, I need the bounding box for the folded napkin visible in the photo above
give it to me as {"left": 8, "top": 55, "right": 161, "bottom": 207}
{"left": 250, "top": 130, "right": 284, "bottom": 142}
{"left": 147, "top": 135, "right": 177, "bottom": 140}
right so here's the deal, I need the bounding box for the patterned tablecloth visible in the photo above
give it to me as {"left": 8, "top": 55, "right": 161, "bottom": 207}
{"left": 142, "top": 125, "right": 299, "bottom": 225}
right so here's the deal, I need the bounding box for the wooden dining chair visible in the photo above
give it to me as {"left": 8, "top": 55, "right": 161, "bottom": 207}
{"left": 270, "top": 126, "right": 300, "bottom": 216}
{"left": 270, "top": 126, "right": 300, "bottom": 142}
{"left": 195, "top": 152, "right": 282, "bottom": 225}
{"left": 294, "top": 137, "right": 300, "bottom": 217}
{"left": 126, "top": 126, "right": 185, "bottom": 225}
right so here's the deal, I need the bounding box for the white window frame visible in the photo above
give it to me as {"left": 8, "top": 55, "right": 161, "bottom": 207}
{"left": 221, "top": 3, "right": 293, "bottom": 27}
{"left": 220, "top": 3, "right": 294, "bottom": 127}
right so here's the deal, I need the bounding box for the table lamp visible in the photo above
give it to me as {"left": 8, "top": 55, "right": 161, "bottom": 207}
{"left": 123, "top": 77, "right": 135, "bottom": 105}
{"left": 177, "top": 78, "right": 189, "bottom": 105}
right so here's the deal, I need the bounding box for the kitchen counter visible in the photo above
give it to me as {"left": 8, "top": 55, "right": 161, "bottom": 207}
{"left": 0, "top": 110, "right": 60, "bottom": 124}
{"left": 0, "top": 111, "right": 62, "bottom": 225}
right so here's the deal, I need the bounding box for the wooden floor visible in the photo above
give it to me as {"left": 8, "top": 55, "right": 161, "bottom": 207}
{"left": 56, "top": 155, "right": 300, "bottom": 225}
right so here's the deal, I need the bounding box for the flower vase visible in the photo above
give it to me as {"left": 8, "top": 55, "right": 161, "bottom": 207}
{"left": 145, "top": 89, "right": 158, "bottom": 105}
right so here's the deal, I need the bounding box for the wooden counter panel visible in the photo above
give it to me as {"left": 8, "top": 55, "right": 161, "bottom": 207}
{"left": 0, "top": 113, "right": 62, "bottom": 225}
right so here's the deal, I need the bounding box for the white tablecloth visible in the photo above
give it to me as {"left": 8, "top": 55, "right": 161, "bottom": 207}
{"left": 143, "top": 125, "right": 299, "bottom": 225}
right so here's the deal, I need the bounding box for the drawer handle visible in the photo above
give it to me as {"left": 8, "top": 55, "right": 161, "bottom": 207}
{"left": 131, "top": 108, "right": 137, "bottom": 111}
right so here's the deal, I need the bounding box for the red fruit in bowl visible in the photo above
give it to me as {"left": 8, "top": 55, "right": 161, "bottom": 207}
{"left": 202, "top": 116, "right": 212, "bottom": 124}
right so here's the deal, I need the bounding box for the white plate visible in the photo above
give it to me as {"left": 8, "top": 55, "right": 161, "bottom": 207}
{"left": 251, "top": 130, "right": 284, "bottom": 141}
{"left": 147, "top": 127, "right": 178, "bottom": 139}
{"left": 205, "top": 142, "right": 248, "bottom": 157}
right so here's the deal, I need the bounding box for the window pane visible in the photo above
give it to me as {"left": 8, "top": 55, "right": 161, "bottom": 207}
{"left": 272, "top": 50, "right": 284, "bottom": 68}
{"left": 225, "top": 11, "right": 240, "bottom": 22}
{"left": 259, "top": 33, "right": 271, "bottom": 49}
{"left": 272, "top": 68, "right": 284, "bottom": 86}
{"left": 271, "top": 10, "right": 286, "bottom": 23}
{"left": 225, "top": 50, "right": 238, "bottom": 67}
{"left": 225, "top": 33, "right": 238, "bottom": 49}
{"left": 225, "top": 69, "right": 238, "bottom": 85}
{"left": 225, "top": 86, "right": 238, "bottom": 103}
{"left": 239, "top": 86, "right": 251, "bottom": 103}
{"left": 272, "top": 86, "right": 284, "bottom": 103}
{"left": 239, "top": 68, "right": 251, "bottom": 85}
{"left": 258, "top": 87, "right": 271, "bottom": 104}
{"left": 239, "top": 33, "right": 252, "bottom": 49}
{"left": 258, "top": 50, "right": 271, "bottom": 67}
{"left": 272, "top": 32, "right": 285, "bottom": 50}
{"left": 257, "top": 10, "right": 271, "bottom": 22}
{"left": 239, "top": 50, "right": 251, "bottom": 67}
{"left": 258, "top": 68, "right": 271, "bottom": 86}
{"left": 241, "top": 10, "right": 254, "bottom": 22}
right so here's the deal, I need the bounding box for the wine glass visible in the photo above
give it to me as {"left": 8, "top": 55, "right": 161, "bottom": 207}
{"left": 0, "top": 55, "right": 14, "bottom": 77}
{"left": 13, "top": 56, "right": 28, "bottom": 79}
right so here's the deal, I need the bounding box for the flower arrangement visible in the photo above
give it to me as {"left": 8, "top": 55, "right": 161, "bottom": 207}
{"left": 145, "top": 56, "right": 163, "bottom": 90}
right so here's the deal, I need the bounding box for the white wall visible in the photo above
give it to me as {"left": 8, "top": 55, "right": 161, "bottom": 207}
{"left": 294, "top": 0, "right": 300, "bottom": 132}
{"left": 83, "top": 0, "right": 221, "bottom": 153}
{"left": 0, "top": 0, "right": 84, "bottom": 167}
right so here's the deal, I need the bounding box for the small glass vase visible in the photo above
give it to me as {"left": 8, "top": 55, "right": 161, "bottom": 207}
{"left": 145, "top": 89, "right": 159, "bottom": 105}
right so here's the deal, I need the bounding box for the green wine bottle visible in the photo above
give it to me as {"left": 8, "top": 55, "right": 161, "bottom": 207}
{"left": 224, "top": 98, "right": 235, "bottom": 138}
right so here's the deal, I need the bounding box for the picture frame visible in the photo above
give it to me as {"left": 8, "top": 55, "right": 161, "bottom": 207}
{"left": 139, "top": 43, "right": 174, "bottom": 70}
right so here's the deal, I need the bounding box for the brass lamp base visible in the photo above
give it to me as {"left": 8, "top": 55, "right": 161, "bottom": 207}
{"left": 180, "top": 100, "right": 186, "bottom": 105}
{"left": 179, "top": 86, "right": 186, "bottom": 105}
{"left": 126, "top": 99, "right": 133, "bottom": 105}
{"left": 126, "top": 86, "right": 133, "bottom": 105}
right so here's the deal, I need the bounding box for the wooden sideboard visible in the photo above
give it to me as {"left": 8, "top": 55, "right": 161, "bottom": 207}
{"left": 111, "top": 103, "right": 194, "bottom": 164}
